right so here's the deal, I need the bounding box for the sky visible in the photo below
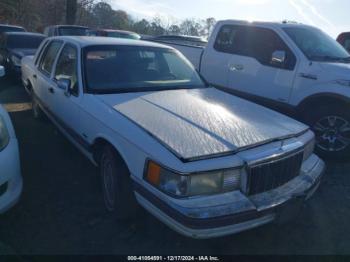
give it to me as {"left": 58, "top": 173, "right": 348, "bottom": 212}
{"left": 109, "top": 0, "right": 350, "bottom": 38}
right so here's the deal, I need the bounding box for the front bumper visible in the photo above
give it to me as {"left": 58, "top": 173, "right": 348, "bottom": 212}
{"left": 0, "top": 138, "right": 23, "bottom": 213}
{"left": 134, "top": 154, "right": 325, "bottom": 239}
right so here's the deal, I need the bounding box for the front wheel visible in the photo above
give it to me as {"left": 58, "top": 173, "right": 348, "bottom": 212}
{"left": 303, "top": 105, "right": 350, "bottom": 160}
{"left": 100, "top": 145, "right": 138, "bottom": 219}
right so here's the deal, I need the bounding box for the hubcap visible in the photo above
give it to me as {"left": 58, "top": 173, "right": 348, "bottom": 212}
{"left": 313, "top": 115, "right": 350, "bottom": 152}
{"left": 101, "top": 154, "right": 116, "bottom": 211}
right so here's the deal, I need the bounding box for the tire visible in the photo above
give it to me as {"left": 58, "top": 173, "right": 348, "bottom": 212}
{"left": 99, "top": 144, "right": 138, "bottom": 219}
{"left": 302, "top": 105, "right": 350, "bottom": 160}
{"left": 32, "top": 94, "right": 46, "bottom": 120}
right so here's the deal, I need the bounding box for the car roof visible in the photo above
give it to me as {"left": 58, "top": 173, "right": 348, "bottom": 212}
{"left": 49, "top": 36, "right": 173, "bottom": 49}
{"left": 218, "top": 19, "right": 318, "bottom": 30}
{"left": 154, "top": 35, "right": 207, "bottom": 43}
{"left": 3, "top": 32, "right": 45, "bottom": 37}
{"left": 47, "top": 25, "right": 89, "bottom": 29}
{"left": 0, "top": 24, "right": 25, "bottom": 29}
{"left": 99, "top": 29, "right": 138, "bottom": 34}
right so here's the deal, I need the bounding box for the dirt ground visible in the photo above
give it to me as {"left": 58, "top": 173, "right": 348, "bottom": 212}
{"left": 0, "top": 78, "right": 350, "bottom": 255}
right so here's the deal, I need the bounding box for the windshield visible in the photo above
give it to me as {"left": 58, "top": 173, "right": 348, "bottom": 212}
{"left": 107, "top": 31, "right": 141, "bottom": 40}
{"left": 284, "top": 27, "right": 350, "bottom": 62}
{"left": 58, "top": 27, "right": 88, "bottom": 36}
{"left": 84, "top": 46, "right": 205, "bottom": 93}
{"left": 7, "top": 35, "right": 45, "bottom": 49}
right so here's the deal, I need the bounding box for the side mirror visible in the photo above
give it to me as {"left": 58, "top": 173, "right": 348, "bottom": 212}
{"left": 57, "top": 78, "right": 71, "bottom": 96}
{"left": 0, "top": 66, "right": 5, "bottom": 77}
{"left": 271, "top": 50, "right": 286, "bottom": 65}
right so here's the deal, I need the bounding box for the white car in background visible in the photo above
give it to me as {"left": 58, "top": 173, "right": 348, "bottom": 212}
{"left": 0, "top": 65, "right": 23, "bottom": 213}
{"left": 21, "top": 37, "right": 324, "bottom": 238}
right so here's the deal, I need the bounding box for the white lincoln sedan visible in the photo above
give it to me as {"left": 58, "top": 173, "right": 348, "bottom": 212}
{"left": 21, "top": 37, "right": 324, "bottom": 238}
{"left": 0, "top": 66, "right": 23, "bottom": 213}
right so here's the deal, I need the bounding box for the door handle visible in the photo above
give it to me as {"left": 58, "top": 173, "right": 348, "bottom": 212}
{"left": 48, "top": 87, "right": 55, "bottom": 94}
{"left": 33, "top": 74, "right": 37, "bottom": 79}
{"left": 229, "top": 64, "right": 244, "bottom": 71}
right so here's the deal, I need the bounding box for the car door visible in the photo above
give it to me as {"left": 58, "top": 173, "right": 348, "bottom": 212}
{"left": 224, "top": 25, "right": 298, "bottom": 104}
{"left": 50, "top": 43, "right": 84, "bottom": 147}
{"left": 35, "top": 40, "right": 64, "bottom": 112}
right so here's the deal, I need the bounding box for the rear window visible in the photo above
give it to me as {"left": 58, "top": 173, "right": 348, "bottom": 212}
{"left": 58, "top": 27, "right": 88, "bottom": 36}
{"left": 107, "top": 32, "right": 141, "bottom": 40}
{"left": 7, "top": 35, "right": 45, "bottom": 49}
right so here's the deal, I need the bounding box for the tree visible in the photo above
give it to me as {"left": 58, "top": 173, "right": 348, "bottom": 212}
{"left": 66, "top": 0, "right": 78, "bottom": 24}
{"left": 92, "top": 1, "right": 115, "bottom": 28}
{"left": 203, "top": 17, "right": 216, "bottom": 38}
{"left": 180, "top": 19, "right": 202, "bottom": 36}
{"left": 167, "top": 24, "right": 181, "bottom": 35}
{"left": 133, "top": 19, "right": 151, "bottom": 35}
{"left": 0, "top": 0, "right": 216, "bottom": 37}
{"left": 114, "top": 10, "right": 131, "bottom": 30}
{"left": 149, "top": 17, "right": 165, "bottom": 36}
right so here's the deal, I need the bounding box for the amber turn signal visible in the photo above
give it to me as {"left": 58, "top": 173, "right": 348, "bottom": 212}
{"left": 146, "top": 161, "right": 161, "bottom": 185}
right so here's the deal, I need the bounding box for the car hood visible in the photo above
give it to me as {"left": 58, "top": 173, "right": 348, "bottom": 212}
{"left": 9, "top": 48, "right": 37, "bottom": 58}
{"left": 318, "top": 61, "right": 350, "bottom": 79}
{"left": 97, "top": 88, "right": 308, "bottom": 162}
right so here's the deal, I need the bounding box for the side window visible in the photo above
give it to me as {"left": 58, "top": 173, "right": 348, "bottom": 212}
{"left": 54, "top": 44, "right": 79, "bottom": 96}
{"left": 48, "top": 27, "right": 54, "bottom": 37}
{"left": 39, "top": 41, "right": 63, "bottom": 75}
{"left": 43, "top": 27, "right": 49, "bottom": 37}
{"left": 214, "top": 25, "right": 296, "bottom": 70}
{"left": 344, "top": 38, "right": 350, "bottom": 52}
{"left": 241, "top": 27, "right": 296, "bottom": 70}
{"left": 214, "top": 25, "right": 240, "bottom": 53}
{"left": 35, "top": 40, "right": 49, "bottom": 65}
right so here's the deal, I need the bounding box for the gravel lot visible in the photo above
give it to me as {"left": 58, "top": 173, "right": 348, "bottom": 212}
{"left": 0, "top": 78, "right": 350, "bottom": 255}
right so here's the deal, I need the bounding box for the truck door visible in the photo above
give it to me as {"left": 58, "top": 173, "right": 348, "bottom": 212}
{"left": 199, "top": 25, "right": 232, "bottom": 87}
{"left": 223, "top": 25, "right": 298, "bottom": 104}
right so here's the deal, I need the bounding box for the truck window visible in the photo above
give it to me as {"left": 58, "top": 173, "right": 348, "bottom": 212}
{"left": 345, "top": 39, "right": 350, "bottom": 52}
{"left": 214, "top": 25, "right": 239, "bottom": 53}
{"left": 284, "top": 27, "right": 349, "bottom": 62}
{"left": 54, "top": 44, "right": 79, "bottom": 96}
{"left": 39, "top": 41, "right": 63, "bottom": 76}
{"left": 214, "top": 25, "right": 296, "bottom": 70}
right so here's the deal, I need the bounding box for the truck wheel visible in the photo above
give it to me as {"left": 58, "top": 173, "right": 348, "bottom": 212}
{"left": 100, "top": 144, "right": 138, "bottom": 219}
{"left": 302, "top": 105, "right": 350, "bottom": 160}
{"left": 32, "top": 95, "right": 45, "bottom": 120}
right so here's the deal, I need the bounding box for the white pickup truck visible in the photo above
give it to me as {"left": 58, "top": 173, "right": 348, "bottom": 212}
{"left": 21, "top": 36, "right": 324, "bottom": 238}
{"left": 160, "top": 20, "right": 350, "bottom": 159}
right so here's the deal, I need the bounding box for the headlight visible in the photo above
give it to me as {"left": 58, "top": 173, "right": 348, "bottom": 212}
{"left": 0, "top": 115, "right": 10, "bottom": 151}
{"left": 11, "top": 55, "right": 21, "bottom": 67}
{"left": 303, "top": 136, "right": 315, "bottom": 161}
{"left": 335, "top": 80, "right": 350, "bottom": 87}
{"left": 145, "top": 160, "right": 242, "bottom": 197}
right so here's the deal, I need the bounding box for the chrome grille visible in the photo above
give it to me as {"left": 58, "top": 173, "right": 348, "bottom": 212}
{"left": 247, "top": 150, "right": 304, "bottom": 195}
